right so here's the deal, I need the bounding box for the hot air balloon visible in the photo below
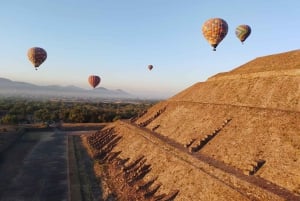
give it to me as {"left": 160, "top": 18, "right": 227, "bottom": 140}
{"left": 202, "top": 18, "right": 228, "bottom": 51}
{"left": 235, "top": 25, "right": 251, "bottom": 44}
{"left": 88, "top": 75, "right": 101, "bottom": 88}
{"left": 27, "top": 47, "right": 47, "bottom": 70}
{"left": 148, "top": 65, "right": 153, "bottom": 71}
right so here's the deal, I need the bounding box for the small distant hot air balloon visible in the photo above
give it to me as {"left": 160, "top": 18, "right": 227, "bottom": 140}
{"left": 235, "top": 25, "right": 251, "bottom": 44}
{"left": 27, "top": 47, "right": 47, "bottom": 70}
{"left": 88, "top": 75, "right": 101, "bottom": 88}
{"left": 202, "top": 18, "right": 228, "bottom": 51}
{"left": 148, "top": 65, "right": 153, "bottom": 71}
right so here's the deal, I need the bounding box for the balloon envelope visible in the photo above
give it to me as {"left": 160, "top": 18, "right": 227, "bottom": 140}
{"left": 148, "top": 65, "right": 153, "bottom": 71}
{"left": 235, "top": 25, "right": 251, "bottom": 43}
{"left": 27, "top": 47, "right": 47, "bottom": 70}
{"left": 202, "top": 18, "right": 228, "bottom": 51}
{"left": 88, "top": 75, "right": 101, "bottom": 88}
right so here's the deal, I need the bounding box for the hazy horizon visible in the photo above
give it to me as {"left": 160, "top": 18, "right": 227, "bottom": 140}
{"left": 0, "top": 1, "right": 299, "bottom": 99}
{"left": 0, "top": 76, "right": 171, "bottom": 100}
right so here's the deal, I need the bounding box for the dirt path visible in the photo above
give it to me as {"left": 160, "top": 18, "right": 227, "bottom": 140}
{"left": 122, "top": 120, "right": 300, "bottom": 201}
{"left": 0, "top": 136, "right": 37, "bottom": 198}
{"left": 67, "top": 130, "right": 103, "bottom": 201}
{"left": 0, "top": 131, "right": 68, "bottom": 201}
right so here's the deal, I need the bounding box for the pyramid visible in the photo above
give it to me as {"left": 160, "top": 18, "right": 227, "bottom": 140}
{"left": 84, "top": 50, "right": 300, "bottom": 200}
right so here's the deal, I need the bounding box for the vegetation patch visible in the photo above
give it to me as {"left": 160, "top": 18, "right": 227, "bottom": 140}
{"left": 0, "top": 98, "right": 155, "bottom": 125}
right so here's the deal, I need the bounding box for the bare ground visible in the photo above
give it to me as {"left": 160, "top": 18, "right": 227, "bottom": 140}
{"left": 0, "top": 131, "right": 68, "bottom": 201}
{"left": 68, "top": 132, "right": 103, "bottom": 201}
{"left": 0, "top": 128, "right": 105, "bottom": 201}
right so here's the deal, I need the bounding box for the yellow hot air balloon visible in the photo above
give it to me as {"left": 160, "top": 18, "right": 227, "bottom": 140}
{"left": 235, "top": 24, "right": 251, "bottom": 44}
{"left": 88, "top": 75, "right": 101, "bottom": 88}
{"left": 27, "top": 47, "right": 47, "bottom": 70}
{"left": 202, "top": 18, "right": 228, "bottom": 51}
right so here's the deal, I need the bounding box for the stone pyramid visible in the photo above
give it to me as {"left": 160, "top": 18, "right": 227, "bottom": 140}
{"left": 84, "top": 49, "right": 300, "bottom": 200}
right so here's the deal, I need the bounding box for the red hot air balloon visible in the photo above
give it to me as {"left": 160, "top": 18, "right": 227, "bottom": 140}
{"left": 27, "top": 47, "right": 47, "bottom": 70}
{"left": 235, "top": 24, "right": 251, "bottom": 44}
{"left": 88, "top": 75, "right": 101, "bottom": 88}
{"left": 202, "top": 18, "right": 228, "bottom": 51}
{"left": 148, "top": 65, "right": 153, "bottom": 71}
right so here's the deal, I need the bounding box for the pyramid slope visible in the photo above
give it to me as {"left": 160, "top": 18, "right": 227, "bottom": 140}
{"left": 170, "top": 49, "right": 300, "bottom": 112}
{"left": 135, "top": 102, "right": 300, "bottom": 193}
{"left": 170, "top": 75, "right": 300, "bottom": 112}
{"left": 85, "top": 50, "right": 300, "bottom": 200}
{"left": 108, "top": 122, "right": 258, "bottom": 200}
{"left": 212, "top": 49, "right": 300, "bottom": 78}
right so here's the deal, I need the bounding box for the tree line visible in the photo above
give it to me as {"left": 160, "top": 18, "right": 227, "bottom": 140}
{"left": 0, "top": 98, "right": 156, "bottom": 125}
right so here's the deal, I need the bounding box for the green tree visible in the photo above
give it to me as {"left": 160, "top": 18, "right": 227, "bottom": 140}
{"left": 1, "top": 114, "right": 18, "bottom": 124}
{"left": 33, "top": 108, "right": 51, "bottom": 122}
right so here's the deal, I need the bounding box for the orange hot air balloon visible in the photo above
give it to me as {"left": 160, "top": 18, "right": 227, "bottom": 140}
{"left": 148, "top": 65, "right": 153, "bottom": 71}
{"left": 27, "top": 47, "right": 47, "bottom": 70}
{"left": 235, "top": 24, "right": 251, "bottom": 44}
{"left": 88, "top": 75, "right": 101, "bottom": 88}
{"left": 202, "top": 18, "right": 228, "bottom": 51}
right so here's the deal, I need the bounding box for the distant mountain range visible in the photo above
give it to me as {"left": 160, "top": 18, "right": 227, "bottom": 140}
{"left": 0, "top": 77, "right": 136, "bottom": 100}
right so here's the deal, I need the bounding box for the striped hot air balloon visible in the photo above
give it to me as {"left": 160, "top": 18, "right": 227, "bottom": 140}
{"left": 88, "top": 75, "right": 101, "bottom": 88}
{"left": 202, "top": 18, "right": 228, "bottom": 51}
{"left": 27, "top": 47, "right": 47, "bottom": 70}
{"left": 235, "top": 24, "right": 251, "bottom": 44}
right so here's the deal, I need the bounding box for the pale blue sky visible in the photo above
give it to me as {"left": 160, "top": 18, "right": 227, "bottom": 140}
{"left": 0, "top": 0, "right": 299, "bottom": 98}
